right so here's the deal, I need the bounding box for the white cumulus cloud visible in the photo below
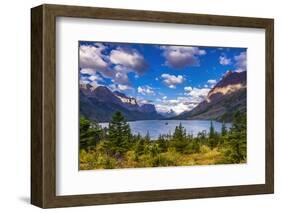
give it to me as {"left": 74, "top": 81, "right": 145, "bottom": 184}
{"left": 117, "top": 84, "right": 132, "bottom": 91}
{"left": 155, "top": 96, "right": 198, "bottom": 114}
{"left": 80, "top": 68, "right": 96, "bottom": 75}
{"left": 137, "top": 86, "right": 155, "bottom": 95}
{"left": 109, "top": 47, "right": 148, "bottom": 75}
{"left": 207, "top": 79, "right": 217, "bottom": 85}
{"left": 112, "top": 71, "right": 130, "bottom": 85}
{"left": 219, "top": 55, "right": 231, "bottom": 65}
{"left": 109, "top": 84, "right": 132, "bottom": 91}
{"left": 154, "top": 86, "right": 210, "bottom": 115}
{"left": 184, "top": 86, "right": 193, "bottom": 92}
{"left": 79, "top": 44, "right": 149, "bottom": 87}
{"left": 160, "top": 46, "right": 206, "bottom": 69}
{"left": 161, "top": 73, "right": 184, "bottom": 88}
{"left": 234, "top": 52, "right": 247, "bottom": 72}
{"left": 88, "top": 73, "right": 104, "bottom": 82}
{"left": 184, "top": 87, "right": 210, "bottom": 103}
{"left": 79, "top": 44, "right": 113, "bottom": 78}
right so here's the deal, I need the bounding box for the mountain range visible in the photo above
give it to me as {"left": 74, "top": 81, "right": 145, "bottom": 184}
{"left": 79, "top": 85, "right": 163, "bottom": 122}
{"left": 80, "top": 70, "right": 246, "bottom": 122}
{"left": 173, "top": 70, "right": 246, "bottom": 122}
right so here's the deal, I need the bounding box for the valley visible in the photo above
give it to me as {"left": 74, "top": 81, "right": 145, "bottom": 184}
{"left": 80, "top": 70, "right": 246, "bottom": 123}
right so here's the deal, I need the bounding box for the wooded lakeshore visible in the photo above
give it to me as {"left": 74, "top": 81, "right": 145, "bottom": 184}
{"left": 79, "top": 111, "right": 246, "bottom": 170}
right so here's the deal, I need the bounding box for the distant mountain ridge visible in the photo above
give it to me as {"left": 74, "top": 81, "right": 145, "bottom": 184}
{"left": 173, "top": 71, "right": 246, "bottom": 122}
{"left": 80, "top": 70, "right": 246, "bottom": 122}
{"left": 80, "top": 85, "right": 163, "bottom": 122}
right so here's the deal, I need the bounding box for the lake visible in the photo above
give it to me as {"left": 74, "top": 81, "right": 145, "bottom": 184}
{"left": 99, "top": 120, "right": 231, "bottom": 140}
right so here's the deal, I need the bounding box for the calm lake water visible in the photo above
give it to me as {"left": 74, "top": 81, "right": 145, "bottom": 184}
{"left": 99, "top": 120, "right": 231, "bottom": 140}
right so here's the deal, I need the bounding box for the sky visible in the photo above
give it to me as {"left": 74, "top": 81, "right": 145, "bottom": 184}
{"left": 79, "top": 41, "right": 247, "bottom": 115}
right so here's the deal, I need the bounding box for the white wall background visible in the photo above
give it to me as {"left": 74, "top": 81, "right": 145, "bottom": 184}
{"left": 0, "top": 0, "right": 279, "bottom": 212}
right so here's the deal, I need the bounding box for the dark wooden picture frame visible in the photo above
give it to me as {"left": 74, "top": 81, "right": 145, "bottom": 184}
{"left": 31, "top": 4, "right": 274, "bottom": 208}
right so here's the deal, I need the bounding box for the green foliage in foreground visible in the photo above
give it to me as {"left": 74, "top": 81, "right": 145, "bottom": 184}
{"left": 79, "top": 111, "right": 247, "bottom": 170}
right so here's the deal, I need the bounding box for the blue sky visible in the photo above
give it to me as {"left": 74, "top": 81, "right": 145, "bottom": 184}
{"left": 79, "top": 41, "right": 246, "bottom": 114}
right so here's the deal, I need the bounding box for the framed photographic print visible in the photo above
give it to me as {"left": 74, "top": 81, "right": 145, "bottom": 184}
{"left": 31, "top": 4, "right": 274, "bottom": 208}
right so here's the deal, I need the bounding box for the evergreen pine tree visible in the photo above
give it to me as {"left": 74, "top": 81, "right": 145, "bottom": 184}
{"left": 226, "top": 111, "right": 247, "bottom": 163}
{"left": 221, "top": 121, "right": 227, "bottom": 137}
{"left": 106, "top": 111, "right": 131, "bottom": 156}
{"left": 135, "top": 139, "right": 145, "bottom": 156}
{"left": 191, "top": 137, "right": 200, "bottom": 153}
{"left": 173, "top": 123, "right": 186, "bottom": 141}
{"left": 145, "top": 131, "right": 151, "bottom": 142}
{"left": 208, "top": 120, "right": 216, "bottom": 149}
{"left": 197, "top": 130, "right": 207, "bottom": 145}
{"left": 79, "top": 116, "right": 102, "bottom": 150}
{"left": 219, "top": 121, "right": 228, "bottom": 145}
{"left": 172, "top": 123, "right": 187, "bottom": 152}
{"left": 157, "top": 134, "right": 168, "bottom": 152}
{"left": 209, "top": 120, "right": 215, "bottom": 138}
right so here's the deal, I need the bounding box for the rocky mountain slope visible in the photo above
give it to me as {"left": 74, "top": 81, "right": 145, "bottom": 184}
{"left": 173, "top": 71, "right": 246, "bottom": 122}
{"left": 80, "top": 85, "right": 163, "bottom": 122}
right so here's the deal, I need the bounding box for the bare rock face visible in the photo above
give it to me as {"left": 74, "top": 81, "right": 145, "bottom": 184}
{"left": 207, "top": 70, "right": 246, "bottom": 102}
{"left": 113, "top": 91, "right": 139, "bottom": 111}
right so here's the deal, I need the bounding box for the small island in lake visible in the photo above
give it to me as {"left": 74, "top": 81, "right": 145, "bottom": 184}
{"left": 79, "top": 41, "right": 247, "bottom": 170}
